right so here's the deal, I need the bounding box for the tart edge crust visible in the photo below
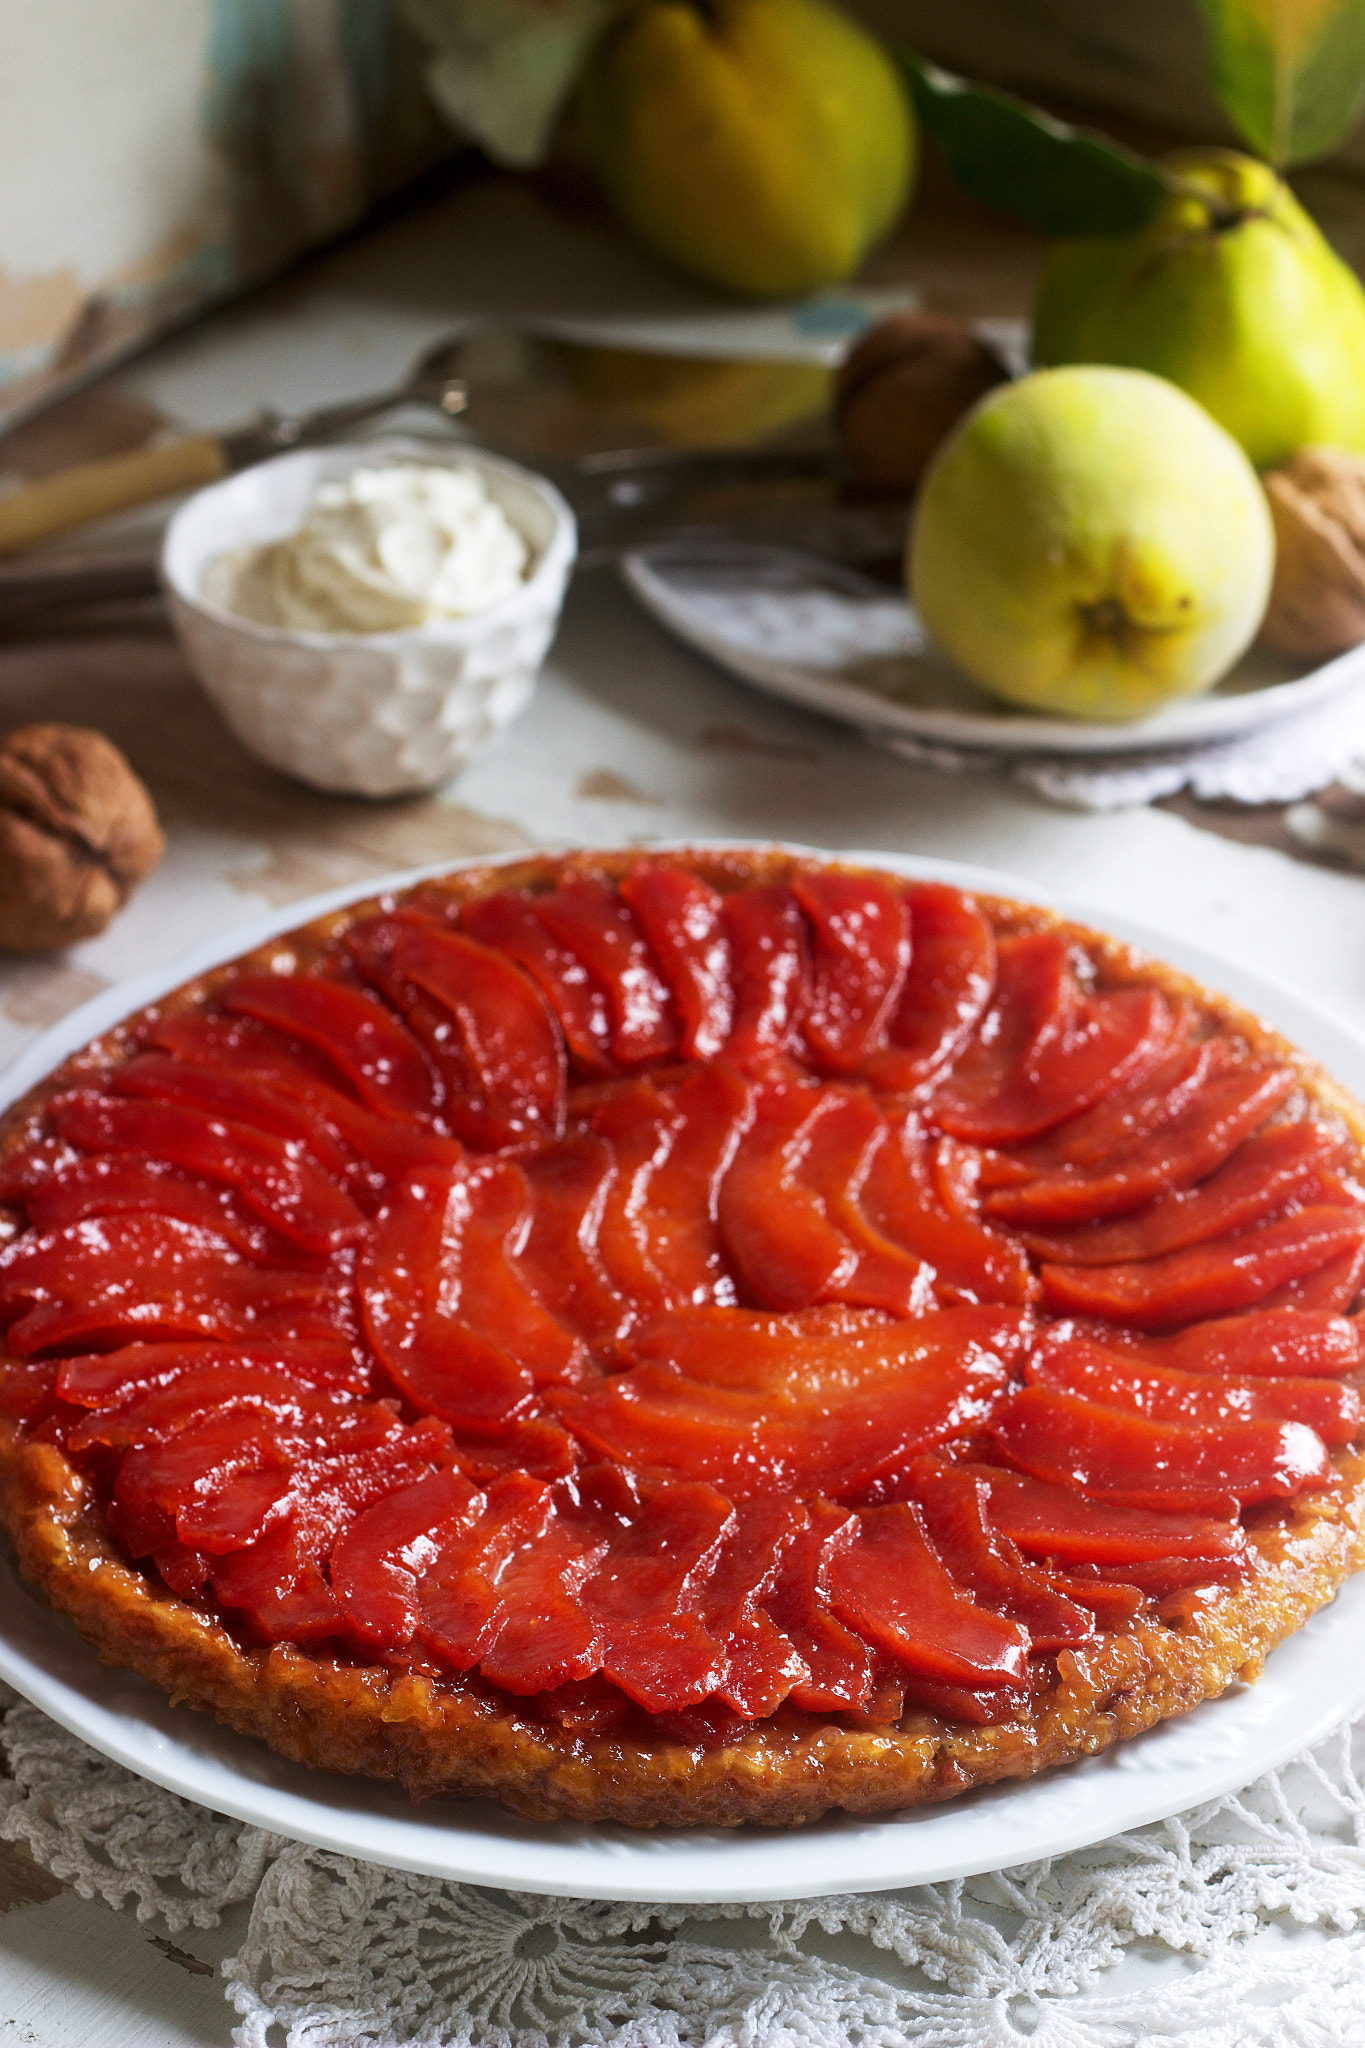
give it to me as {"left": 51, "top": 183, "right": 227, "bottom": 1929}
{"left": 2, "top": 844, "right": 1363, "bottom": 1830}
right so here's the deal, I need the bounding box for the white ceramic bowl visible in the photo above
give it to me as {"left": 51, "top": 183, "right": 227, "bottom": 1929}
{"left": 161, "top": 438, "right": 577, "bottom": 797}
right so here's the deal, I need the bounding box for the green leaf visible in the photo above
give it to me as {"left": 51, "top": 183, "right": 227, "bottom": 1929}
{"left": 900, "top": 53, "right": 1175, "bottom": 236}
{"left": 1195, "top": 0, "right": 1365, "bottom": 165}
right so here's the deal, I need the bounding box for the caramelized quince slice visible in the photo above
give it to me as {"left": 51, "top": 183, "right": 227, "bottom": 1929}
{"left": 359, "top": 1170, "right": 539, "bottom": 1433}
{"left": 867, "top": 881, "right": 996, "bottom": 1091}
{"left": 992, "top": 1385, "right": 1331, "bottom": 1511}
{"left": 223, "top": 972, "right": 439, "bottom": 1121}
{"left": 0, "top": 1215, "right": 349, "bottom": 1355}
{"left": 930, "top": 931, "right": 1172, "bottom": 1145}
{"left": 534, "top": 875, "right": 678, "bottom": 1068}
{"left": 824, "top": 1502, "right": 1030, "bottom": 1688}
{"left": 908, "top": 1456, "right": 1094, "bottom": 1651}
{"left": 1015, "top": 1123, "right": 1341, "bottom": 1265}
{"left": 1041, "top": 1205, "right": 1365, "bottom": 1326}
{"left": 987, "top": 1064, "right": 1298, "bottom": 1228}
{"left": 792, "top": 867, "right": 909, "bottom": 1072}
{"left": 51, "top": 1092, "right": 365, "bottom": 1253}
{"left": 957, "top": 1461, "right": 1247, "bottom": 1566}
{"left": 620, "top": 863, "right": 733, "bottom": 1060}
{"left": 1118, "top": 1305, "right": 1363, "bottom": 1377}
{"left": 720, "top": 885, "right": 810, "bottom": 1072}
{"left": 1028, "top": 1334, "right": 1363, "bottom": 1443}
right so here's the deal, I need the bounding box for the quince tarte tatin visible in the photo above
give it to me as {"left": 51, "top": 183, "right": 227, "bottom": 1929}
{"left": 1, "top": 846, "right": 1364, "bottom": 1829}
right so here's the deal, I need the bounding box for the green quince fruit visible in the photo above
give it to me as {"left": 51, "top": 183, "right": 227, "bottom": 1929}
{"left": 909, "top": 366, "right": 1275, "bottom": 723}
{"left": 577, "top": 0, "right": 915, "bottom": 300}
{"left": 1032, "top": 150, "right": 1365, "bottom": 470}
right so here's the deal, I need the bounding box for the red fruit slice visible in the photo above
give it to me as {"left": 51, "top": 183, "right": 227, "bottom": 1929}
{"left": 1262, "top": 1237, "right": 1365, "bottom": 1314}
{"left": 958, "top": 1461, "right": 1246, "bottom": 1565}
{"left": 444, "top": 1161, "right": 584, "bottom": 1386}
{"left": 0, "top": 1215, "right": 348, "bottom": 1355}
{"left": 67, "top": 1367, "right": 365, "bottom": 1453}
{"left": 718, "top": 1084, "right": 854, "bottom": 1309}
{"left": 992, "top": 1385, "right": 1330, "bottom": 1512}
{"left": 1016, "top": 1123, "right": 1341, "bottom": 1266}
{"left": 1013, "top": 1031, "right": 1218, "bottom": 1173}
{"left": 141, "top": 1019, "right": 464, "bottom": 1182}
{"left": 860, "top": 1112, "right": 1037, "bottom": 1306}
{"left": 931, "top": 932, "right": 1172, "bottom": 1145}
{"left": 470, "top": 1491, "right": 612, "bottom": 1686}
{"left": 720, "top": 885, "right": 810, "bottom": 1071}
{"left": 534, "top": 877, "right": 677, "bottom": 1067}
{"left": 579, "top": 1481, "right": 735, "bottom": 1711}
{"left": 620, "top": 864, "right": 733, "bottom": 1060}
{"left": 359, "top": 1171, "right": 537, "bottom": 1433}
{"left": 1118, "top": 1307, "right": 1362, "bottom": 1378}
{"left": 114, "top": 1054, "right": 362, "bottom": 1191}
{"left": 1042, "top": 1206, "right": 1365, "bottom": 1328}
{"left": 699, "top": 1497, "right": 808, "bottom": 1717}
{"left": 350, "top": 918, "right": 567, "bottom": 1150}
{"left": 792, "top": 868, "right": 909, "bottom": 1072}
{"left": 515, "top": 1134, "right": 631, "bottom": 1346}
{"left": 586, "top": 1082, "right": 679, "bottom": 1319}
{"left": 639, "top": 1064, "right": 752, "bottom": 1307}
{"left": 147, "top": 1009, "right": 340, "bottom": 1096}
{"left": 792, "top": 1091, "right": 933, "bottom": 1316}
{"left": 1027, "top": 1335, "right": 1362, "bottom": 1444}
{"left": 908, "top": 1457, "right": 1094, "bottom": 1650}
{"left": 51, "top": 1093, "right": 365, "bottom": 1254}
{"left": 987, "top": 1065, "right": 1298, "bottom": 1229}
{"left": 461, "top": 890, "right": 614, "bottom": 1075}
{"left": 18, "top": 1156, "right": 292, "bottom": 1262}
{"left": 762, "top": 1499, "right": 873, "bottom": 1712}
{"left": 209, "top": 1426, "right": 451, "bottom": 1643}
{"left": 57, "top": 1339, "right": 363, "bottom": 1410}
{"left": 109, "top": 1407, "right": 293, "bottom": 1560}
{"left": 824, "top": 1503, "right": 1030, "bottom": 1688}
{"left": 475, "top": 1483, "right": 621, "bottom": 1695}
{"left": 868, "top": 881, "right": 996, "bottom": 1090}
{"left": 414, "top": 1471, "right": 556, "bottom": 1671}
{"left": 557, "top": 1306, "right": 1020, "bottom": 1497}
{"left": 222, "top": 973, "right": 439, "bottom": 1120}
{"left": 330, "top": 1465, "right": 481, "bottom": 1654}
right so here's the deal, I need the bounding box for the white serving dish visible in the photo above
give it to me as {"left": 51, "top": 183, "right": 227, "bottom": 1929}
{"left": 621, "top": 542, "right": 1365, "bottom": 760}
{"left": 2, "top": 845, "right": 1365, "bottom": 1903}
{"left": 162, "top": 438, "right": 576, "bottom": 798}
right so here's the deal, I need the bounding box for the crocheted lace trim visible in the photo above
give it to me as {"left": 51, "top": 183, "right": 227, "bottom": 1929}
{"left": 5, "top": 1682, "right": 1365, "bottom": 2046}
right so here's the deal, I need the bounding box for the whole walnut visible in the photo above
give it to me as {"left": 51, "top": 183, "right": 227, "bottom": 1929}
{"left": 0, "top": 724, "right": 164, "bottom": 953}
{"left": 1259, "top": 447, "right": 1365, "bottom": 663}
{"left": 834, "top": 311, "right": 1009, "bottom": 497}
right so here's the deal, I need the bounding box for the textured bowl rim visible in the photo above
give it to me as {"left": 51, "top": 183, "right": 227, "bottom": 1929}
{"left": 160, "top": 436, "right": 578, "bottom": 651}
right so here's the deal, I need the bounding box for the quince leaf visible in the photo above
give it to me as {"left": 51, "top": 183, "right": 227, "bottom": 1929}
{"left": 1194, "top": 0, "right": 1365, "bottom": 166}
{"left": 902, "top": 53, "right": 1174, "bottom": 236}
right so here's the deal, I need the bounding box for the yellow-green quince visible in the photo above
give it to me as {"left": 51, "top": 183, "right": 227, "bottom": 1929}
{"left": 909, "top": 366, "right": 1276, "bottom": 723}
{"left": 577, "top": 0, "right": 915, "bottom": 300}
{"left": 1033, "top": 150, "right": 1365, "bottom": 471}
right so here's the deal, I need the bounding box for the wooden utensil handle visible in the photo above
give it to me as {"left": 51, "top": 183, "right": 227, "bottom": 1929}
{"left": 0, "top": 435, "right": 228, "bottom": 556}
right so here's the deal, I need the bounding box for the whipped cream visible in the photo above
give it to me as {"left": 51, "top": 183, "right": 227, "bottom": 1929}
{"left": 205, "top": 462, "right": 530, "bottom": 634}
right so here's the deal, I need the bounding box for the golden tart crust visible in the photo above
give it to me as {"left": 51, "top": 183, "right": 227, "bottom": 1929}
{"left": 1, "top": 846, "right": 1363, "bottom": 1828}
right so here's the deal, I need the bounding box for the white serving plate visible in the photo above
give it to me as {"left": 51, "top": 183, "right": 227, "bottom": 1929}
{"left": 621, "top": 543, "right": 1365, "bottom": 758}
{"left": 3, "top": 845, "right": 1365, "bottom": 1905}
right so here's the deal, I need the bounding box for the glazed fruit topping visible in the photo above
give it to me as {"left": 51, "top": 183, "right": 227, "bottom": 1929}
{"left": 1, "top": 859, "right": 1360, "bottom": 1735}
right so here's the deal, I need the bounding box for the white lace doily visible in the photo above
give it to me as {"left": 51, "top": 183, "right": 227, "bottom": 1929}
{"left": 6, "top": 1681, "right": 1365, "bottom": 2046}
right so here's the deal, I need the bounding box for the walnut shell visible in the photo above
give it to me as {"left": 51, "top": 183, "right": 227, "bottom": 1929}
{"left": 834, "top": 312, "right": 1009, "bottom": 497}
{"left": 1259, "top": 447, "right": 1365, "bottom": 663}
{"left": 0, "top": 724, "right": 164, "bottom": 953}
